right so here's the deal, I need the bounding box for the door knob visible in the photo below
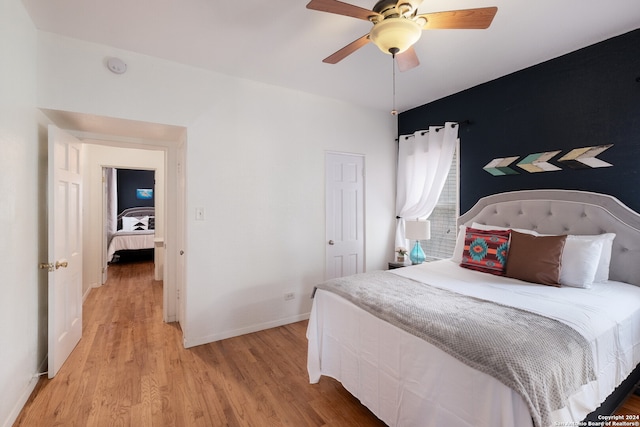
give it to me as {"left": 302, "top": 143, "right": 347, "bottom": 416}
{"left": 328, "top": 240, "right": 335, "bottom": 245}
{"left": 55, "top": 260, "right": 68, "bottom": 269}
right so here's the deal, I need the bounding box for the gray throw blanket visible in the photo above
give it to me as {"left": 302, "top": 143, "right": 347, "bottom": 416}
{"left": 314, "top": 271, "right": 595, "bottom": 427}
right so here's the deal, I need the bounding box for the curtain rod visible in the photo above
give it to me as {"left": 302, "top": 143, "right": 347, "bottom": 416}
{"left": 395, "top": 120, "right": 471, "bottom": 142}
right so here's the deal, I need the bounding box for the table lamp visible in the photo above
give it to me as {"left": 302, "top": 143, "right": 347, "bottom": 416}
{"left": 405, "top": 219, "right": 431, "bottom": 264}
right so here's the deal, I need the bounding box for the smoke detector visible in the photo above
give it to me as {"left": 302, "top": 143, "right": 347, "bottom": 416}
{"left": 106, "top": 57, "right": 127, "bottom": 74}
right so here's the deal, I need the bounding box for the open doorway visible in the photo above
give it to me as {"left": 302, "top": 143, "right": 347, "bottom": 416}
{"left": 83, "top": 142, "right": 171, "bottom": 320}
{"left": 42, "top": 108, "right": 186, "bottom": 326}
{"left": 104, "top": 168, "right": 157, "bottom": 270}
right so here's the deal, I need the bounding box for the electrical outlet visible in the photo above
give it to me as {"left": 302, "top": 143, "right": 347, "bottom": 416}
{"left": 284, "top": 292, "right": 295, "bottom": 301}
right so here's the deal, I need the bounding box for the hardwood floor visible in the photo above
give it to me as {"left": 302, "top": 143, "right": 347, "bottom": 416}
{"left": 14, "top": 261, "right": 385, "bottom": 427}
{"left": 14, "top": 261, "right": 639, "bottom": 426}
{"left": 618, "top": 392, "right": 640, "bottom": 417}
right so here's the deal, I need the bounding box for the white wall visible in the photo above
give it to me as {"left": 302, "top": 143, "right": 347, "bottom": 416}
{"left": 36, "top": 32, "right": 222, "bottom": 127}
{"left": 36, "top": 33, "right": 397, "bottom": 348}
{"left": 186, "top": 91, "right": 397, "bottom": 345}
{"left": 0, "top": 1, "right": 46, "bottom": 426}
{"left": 82, "top": 144, "right": 165, "bottom": 294}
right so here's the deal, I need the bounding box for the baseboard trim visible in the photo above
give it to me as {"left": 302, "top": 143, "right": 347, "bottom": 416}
{"left": 82, "top": 283, "right": 99, "bottom": 303}
{"left": 2, "top": 375, "right": 39, "bottom": 427}
{"left": 183, "top": 313, "right": 310, "bottom": 349}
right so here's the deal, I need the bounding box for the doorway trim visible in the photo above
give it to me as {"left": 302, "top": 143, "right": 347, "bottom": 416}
{"left": 41, "top": 108, "right": 186, "bottom": 325}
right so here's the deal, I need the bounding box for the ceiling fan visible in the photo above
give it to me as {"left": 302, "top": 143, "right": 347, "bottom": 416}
{"left": 306, "top": 0, "right": 498, "bottom": 72}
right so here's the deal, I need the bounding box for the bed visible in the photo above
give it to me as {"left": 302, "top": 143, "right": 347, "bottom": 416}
{"left": 307, "top": 189, "right": 640, "bottom": 427}
{"left": 107, "top": 206, "right": 156, "bottom": 262}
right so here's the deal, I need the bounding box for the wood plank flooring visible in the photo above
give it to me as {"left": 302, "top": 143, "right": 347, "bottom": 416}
{"left": 14, "top": 261, "right": 640, "bottom": 426}
{"left": 14, "top": 261, "right": 385, "bottom": 427}
{"left": 618, "top": 393, "right": 640, "bottom": 418}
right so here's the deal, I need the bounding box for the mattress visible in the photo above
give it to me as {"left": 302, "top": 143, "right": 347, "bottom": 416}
{"left": 307, "top": 260, "right": 640, "bottom": 427}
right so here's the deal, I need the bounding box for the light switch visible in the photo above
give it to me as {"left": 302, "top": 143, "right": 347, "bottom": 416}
{"left": 195, "top": 207, "right": 205, "bottom": 221}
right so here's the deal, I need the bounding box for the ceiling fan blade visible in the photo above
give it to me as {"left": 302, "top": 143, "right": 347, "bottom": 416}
{"left": 396, "top": 46, "right": 420, "bottom": 72}
{"left": 323, "top": 34, "right": 371, "bottom": 64}
{"left": 418, "top": 7, "right": 498, "bottom": 30}
{"left": 306, "top": 0, "right": 380, "bottom": 21}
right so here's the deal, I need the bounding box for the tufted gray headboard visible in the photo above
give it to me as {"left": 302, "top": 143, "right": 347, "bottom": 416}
{"left": 458, "top": 190, "right": 640, "bottom": 286}
{"left": 117, "top": 206, "right": 155, "bottom": 231}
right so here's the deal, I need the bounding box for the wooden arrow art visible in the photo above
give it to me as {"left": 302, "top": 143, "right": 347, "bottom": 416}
{"left": 483, "top": 145, "right": 614, "bottom": 176}
{"left": 517, "top": 151, "right": 562, "bottom": 173}
{"left": 483, "top": 156, "right": 520, "bottom": 176}
{"left": 558, "top": 145, "right": 614, "bottom": 169}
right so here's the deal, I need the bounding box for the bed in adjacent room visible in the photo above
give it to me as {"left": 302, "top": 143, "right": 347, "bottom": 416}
{"left": 107, "top": 206, "right": 156, "bottom": 263}
{"left": 307, "top": 189, "right": 640, "bottom": 427}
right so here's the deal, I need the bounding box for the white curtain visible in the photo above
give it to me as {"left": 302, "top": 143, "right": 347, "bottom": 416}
{"left": 395, "top": 122, "right": 459, "bottom": 249}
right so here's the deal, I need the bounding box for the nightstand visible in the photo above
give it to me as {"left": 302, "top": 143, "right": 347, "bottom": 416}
{"left": 388, "top": 261, "right": 411, "bottom": 270}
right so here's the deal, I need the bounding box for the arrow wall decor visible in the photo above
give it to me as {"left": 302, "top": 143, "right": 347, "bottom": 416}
{"left": 483, "top": 145, "right": 613, "bottom": 176}
{"left": 483, "top": 156, "right": 520, "bottom": 176}
{"left": 558, "top": 144, "right": 614, "bottom": 169}
{"left": 517, "top": 151, "right": 562, "bottom": 173}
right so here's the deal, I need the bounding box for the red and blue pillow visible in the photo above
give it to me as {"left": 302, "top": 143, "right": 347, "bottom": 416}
{"left": 460, "top": 227, "right": 510, "bottom": 276}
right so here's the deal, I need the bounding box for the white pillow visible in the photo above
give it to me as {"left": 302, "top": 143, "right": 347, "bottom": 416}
{"left": 535, "top": 232, "right": 616, "bottom": 283}
{"left": 122, "top": 216, "right": 149, "bottom": 231}
{"left": 569, "top": 233, "right": 615, "bottom": 283}
{"left": 558, "top": 237, "right": 604, "bottom": 288}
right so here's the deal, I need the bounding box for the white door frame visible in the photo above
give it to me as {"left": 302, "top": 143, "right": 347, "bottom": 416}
{"left": 94, "top": 144, "right": 178, "bottom": 323}
{"left": 100, "top": 166, "right": 160, "bottom": 283}
{"left": 175, "top": 136, "right": 186, "bottom": 327}
{"left": 101, "top": 167, "right": 109, "bottom": 285}
{"left": 43, "top": 109, "right": 186, "bottom": 328}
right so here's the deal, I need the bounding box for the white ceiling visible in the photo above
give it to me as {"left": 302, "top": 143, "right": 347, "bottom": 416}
{"left": 21, "top": 0, "right": 640, "bottom": 114}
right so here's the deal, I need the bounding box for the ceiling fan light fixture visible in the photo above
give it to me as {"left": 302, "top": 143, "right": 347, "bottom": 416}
{"left": 369, "top": 17, "right": 422, "bottom": 55}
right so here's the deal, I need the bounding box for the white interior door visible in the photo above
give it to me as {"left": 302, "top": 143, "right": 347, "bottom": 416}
{"left": 325, "top": 152, "right": 365, "bottom": 279}
{"left": 47, "top": 125, "right": 83, "bottom": 378}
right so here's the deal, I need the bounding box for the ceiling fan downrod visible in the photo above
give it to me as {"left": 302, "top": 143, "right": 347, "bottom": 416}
{"left": 390, "top": 48, "right": 399, "bottom": 115}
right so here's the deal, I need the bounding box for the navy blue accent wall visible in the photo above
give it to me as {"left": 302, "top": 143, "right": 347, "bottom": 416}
{"left": 398, "top": 29, "right": 640, "bottom": 214}
{"left": 117, "top": 169, "right": 155, "bottom": 212}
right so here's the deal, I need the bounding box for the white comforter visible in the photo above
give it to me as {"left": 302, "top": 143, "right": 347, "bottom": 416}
{"left": 307, "top": 260, "right": 640, "bottom": 427}
{"left": 107, "top": 230, "right": 155, "bottom": 261}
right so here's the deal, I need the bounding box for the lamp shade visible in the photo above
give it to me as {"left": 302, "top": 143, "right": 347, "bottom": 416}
{"left": 405, "top": 219, "right": 431, "bottom": 241}
{"left": 369, "top": 17, "right": 422, "bottom": 55}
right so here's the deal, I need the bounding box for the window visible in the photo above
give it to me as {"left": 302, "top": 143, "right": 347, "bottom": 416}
{"left": 421, "top": 144, "right": 459, "bottom": 261}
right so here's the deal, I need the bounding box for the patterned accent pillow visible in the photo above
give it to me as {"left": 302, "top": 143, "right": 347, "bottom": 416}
{"left": 122, "top": 216, "right": 149, "bottom": 231}
{"left": 460, "top": 227, "right": 511, "bottom": 276}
